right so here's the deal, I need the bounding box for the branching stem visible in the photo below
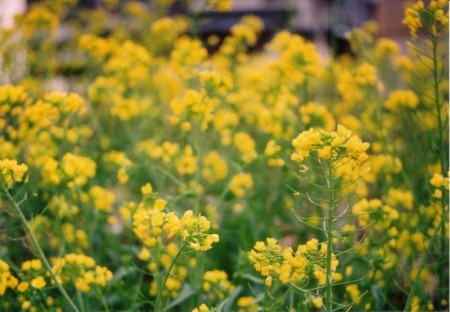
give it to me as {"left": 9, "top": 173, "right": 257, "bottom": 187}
{"left": 325, "top": 161, "right": 335, "bottom": 312}
{"left": 154, "top": 240, "right": 188, "bottom": 312}
{"left": 2, "top": 186, "right": 80, "bottom": 312}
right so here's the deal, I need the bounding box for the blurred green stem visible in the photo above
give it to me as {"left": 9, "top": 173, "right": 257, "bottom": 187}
{"left": 76, "top": 288, "right": 86, "bottom": 312}
{"left": 325, "top": 161, "right": 336, "bottom": 312}
{"left": 430, "top": 33, "right": 448, "bottom": 175}
{"left": 97, "top": 286, "right": 110, "bottom": 312}
{"left": 154, "top": 240, "right": 188, "bottom": 312}
{"left": 430, "top": 30, "right": 449, "bottom": 311}
{"left": 263, "top": 285, "right": 270, "bottom": 311}
{"left": 2, "top": 186, "right": 80, "bottom": 312}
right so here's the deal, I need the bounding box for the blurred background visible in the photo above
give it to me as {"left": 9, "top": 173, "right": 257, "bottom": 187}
{"left": 0, "top": 0, "right": 410, "bottom": 57}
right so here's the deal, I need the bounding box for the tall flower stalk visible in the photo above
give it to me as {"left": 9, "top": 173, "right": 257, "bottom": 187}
{"left": 0, "top": 161, "right": 80, "bottom": 312}
{"left": 291, "top": 125, "right": 370, "bottom": 311}
{"left": 325, "top": 160, "right": 336, "bottom": 312}
{"left": 403, "top": 1, "right": 449, "bottom": 309}
{"left": 132, "top": 186, "right": 219, "bottom": 311}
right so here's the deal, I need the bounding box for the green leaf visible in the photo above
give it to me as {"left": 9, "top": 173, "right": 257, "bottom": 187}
{"left": 371, "top": 285, "right": 384, "bottom": 311}
{"left": 162, "top": 284, "right": 199, "bottom": 311}
{"left": 240, "top": 273, "right": 264, "bottom": 284}
{"left": 110, "top": 266, "right": 136, "bottom": 284}
{"left": 217, "top": 285, "right": 243, "bottom": 312}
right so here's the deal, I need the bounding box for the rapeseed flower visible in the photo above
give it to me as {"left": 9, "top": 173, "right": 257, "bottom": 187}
{"left": 229, "top": 173, "right": 253, "bottom": 198}
{"left": 178, "top": 210, "right": 220, "bottom": 251}
{"left": 403, "top": 0, "right": 448, "bottom": 39}
{"left": 0, "top": 159, "right": 28, "bottom": 188}
{"left": 291, "top": 125, "right": 370, "bottom": 179}
{"left": 202, "top": 151, "right": 228, "bottom": 183}
{"left": 384, "top": 90, "right": 419, "bottom": 112}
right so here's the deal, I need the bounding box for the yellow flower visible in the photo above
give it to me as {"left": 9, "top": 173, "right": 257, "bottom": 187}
{"left": 31, "top": 276, "right": 46, "bottom": 289}
{"left": 291, "top": 125, "right": 370, "bottom": 180}
{"left": 229, "top": 173, "right": 253, "bottom": 198}
{"left": 61, "top": 153, "right": 96, "bottom": 188}
{"left": 237, "top": 296, "right": 257, "bottom": 307}
{"left": 17, "top": 281, "right": 29, "bottom": 292}
{"left": 21, "top": 300, "right": 31, "bottom": 310}
{"left": 384, "top": 90, "right": 419, "bottom": 112}
{"left": 202, "top": 151, "right": 228, "bottom": 183}
{"left": 117, "top": 167, "right": 129, "bottom": 184}
{"left": 171, "top": 37, "right": 208, "bottom": 78}
{"left": 208, "top": 0, "right": 233, "bottom": 11}
{"left": 375, "top": 38, "right": 399, "bottom": 57}
{"left": 141, "top": 182, "right": 153, "bottom": 195}
{"left": 89, "top": 186, "right": 115, "bottom": 213}
{"left": 0, "top": 159, "right": 28, "bottom": 188}
{"left": 355, "top": 63, "right": 378, "bottom": 86}
{"left": 312, "top": 296, "right": 323, "bottom": 308}
{"left": 175, "top": 146, "right": 198, "bottom": 175}
{"left": 317, "top": 146, "right": 332, "bottom": 160}
{"left": 179, "top": 210, "right": 220, "bottom": 251}
{"left": 346, "top": 284, "right": 361, "bottom": 304}
{"left": 192, "top": 303, "right": 210, "bottom": 312}
{"left": 234, "top": 132, "right": 257, "bottom": 163}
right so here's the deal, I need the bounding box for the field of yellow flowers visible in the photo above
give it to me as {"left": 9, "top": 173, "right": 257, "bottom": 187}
{"left": 0, "top": 0, "right": 448, "bottom": 311}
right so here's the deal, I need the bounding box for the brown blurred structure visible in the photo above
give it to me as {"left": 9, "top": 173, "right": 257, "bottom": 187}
{"left": 1, "top": 0, "right": 411, "bottom": 53}
{"left": 374, "top": 0, "right": 410, "bottom": 38}
{"left": 229, "top": 0, "right": 410, "bottom": 48}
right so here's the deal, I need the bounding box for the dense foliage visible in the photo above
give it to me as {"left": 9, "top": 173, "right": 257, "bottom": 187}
{"left": 0, "top": 0, "right": 448, "bottom": 311}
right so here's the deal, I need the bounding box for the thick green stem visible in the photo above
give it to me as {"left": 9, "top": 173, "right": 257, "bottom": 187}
{"left": 430, "top": 32, "right": 448, "bottom": 310}
{"left": 325, "top": 162, "right": 335, "bottom": 312}
{"left": 430, "top": 34, "right": 448, "bottom": 176}
{"left": 154, "top": 241, "right": 188, "bottom": 312}
{"left": 2, "top": 186, "right": 80, "bottom": 312}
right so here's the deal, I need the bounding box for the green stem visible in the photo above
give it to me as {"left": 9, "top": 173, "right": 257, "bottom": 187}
{"left": 430, "top": 34, "right": 448, "bottom": 176}
{"left": 263, "top": 285, "right": 270, "bottom": 312}
{"left": 152, "top": 165, "right": 188, "bottom": 189}
{"left": 2, "top": 186, "right": 80, "bottom": 312}
{"left": 154, "top": 240, "right": 188, "bottom": 312}
{"left": 131, "top": 271, "right": 143, "bottom": 309}
{"left": 430, "top": 31, "right": 448, "bottom": 310}
{"left": 96, "top": 285, "right": 110, "bottom": 312}
{"left": 289, "top": 288, "right": 294, "bottom": 311}
{"left": 76, "top": 288, "right": 86, "bottom": 312}
{"left": 325, "top": 161, "right": 335, "bottom": 312}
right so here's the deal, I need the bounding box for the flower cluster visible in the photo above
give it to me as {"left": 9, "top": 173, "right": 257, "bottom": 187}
{"left": 384, "top": 89, "right": 419, "bottom": 112}
{"left": 229, "top": 173, "right": 253, "bottom": 198}
{"left": 0, "top": 259, "right": 18, "bottom": 296}
{"left": 0, "top": 159, "right": 28, "bottom": 188}
{"left": 249, "top": 238, "right": 339, "bottom": 286}
{"left": 0, "top": 0, "right": 447, "bottom": 310}
{"left": 248, "top": 238, "right": 339, "bottom": 308}
{"left": 179, "top": 210, "right": 220, "bottom": 251}
{"left": 202, "top": 270, "right": 235, "bottom": 302}
{"left": 403, "top": 0, "right": 448, "bottom": 39}
{"left": 52, "top": 254, "right": 113, "bottom": 293}
{"left": 291, "top": 125, "right": 370, "bottom": 178}
{"left": 430, "top": 171, "right": 449, "bottom": 198}
{"left": 132, "top": 184, "right": 219, "bottom": 301}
